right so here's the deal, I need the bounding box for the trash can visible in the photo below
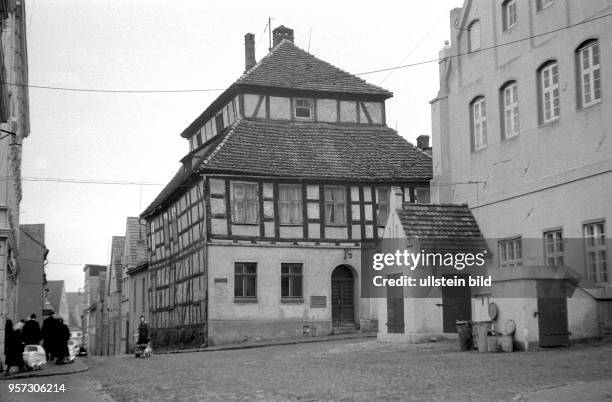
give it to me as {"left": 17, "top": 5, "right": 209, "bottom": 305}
{"left": 456, "top": 320, "right": 472, "bottom": 351}
{"left": 472, "top": 321, "right": 492, "bottom": 353}
{"left": 487, "top": 335, "right": 498, "bottom": 352}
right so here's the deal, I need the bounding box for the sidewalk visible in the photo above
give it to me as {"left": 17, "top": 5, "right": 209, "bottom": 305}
{"left": 0, "top": 358, "right": 87, "bottom": 380}
{"left": 515, "top": 379, "right": 612, "bottom": 401}
{"left": 155, "top": 331, "right": 376, "bottom": 355}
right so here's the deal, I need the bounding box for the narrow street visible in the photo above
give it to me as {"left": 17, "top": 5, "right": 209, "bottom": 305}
{"left": 3, "top": 338, "right": 612, "bottom": 401}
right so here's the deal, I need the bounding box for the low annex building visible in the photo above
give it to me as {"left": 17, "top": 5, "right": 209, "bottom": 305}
{"left": 140, "top": 26, "right": 433, "bottom": 348}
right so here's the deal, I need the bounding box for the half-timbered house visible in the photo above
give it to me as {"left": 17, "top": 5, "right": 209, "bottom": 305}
{"left": 140, "top": 26, "right": 433, "bottom": 348}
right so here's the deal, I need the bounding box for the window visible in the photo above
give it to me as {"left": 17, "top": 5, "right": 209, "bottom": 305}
{"left": 577, "top": 41, "right": 601, "bottom": 108}
{"left": 538, "top": 62, "right": 560, "bottom": 123}
{"left": 544, "top": 230, "right": 564, "bottom": 266}
{"left": 294, "top": 98, "right": 313, "bottom": 119}
{"left": 215, "top": 112, "right": 225, "bottom": 134}
{"left": 281, "top": 263, "right": 303, "bottom": 299}
{"left": 234, "top": 262, "right": 257, "bottom": 298}
{"left": 468, "top": 20, "right": 481, "bottom": 52}
{"left": 502, "top": 0, "right": 518, "bottom": 31}
{"left": 279, "top": 185, "right": 302, "bottom": 224}
{"left": 584, "top": 221, "right": 607, "bottom": 283}
{"left": 471, "top": 97, "right": 487, "bottom": 151}
{"left": 377, "top": 188, "right": 390, "bottom": 225}
{"left": 232, "top": 182, "right": 259, "bottom": 223}
{"left": 324, "top": 186, "right": 346, "bottom": 225}
{"left": 415, "top": 187, "right": 431, "bottom": 203}
{"left": 501, "top": 82, "right": 520, "bottom": 138}
{"left": 536, "top": 0, "right": 553, "bottom": 11}
{"left": 499, "top": 237, "right": 522, "bottom": 267}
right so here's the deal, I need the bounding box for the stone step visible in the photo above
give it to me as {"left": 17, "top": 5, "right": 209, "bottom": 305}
{"left": 332, "top": 327, "right": 361, "bottom": 335}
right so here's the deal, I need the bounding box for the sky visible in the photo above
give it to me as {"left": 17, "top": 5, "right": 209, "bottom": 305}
{"left": 21, "top": 0, "right": 464, "bottom": 292}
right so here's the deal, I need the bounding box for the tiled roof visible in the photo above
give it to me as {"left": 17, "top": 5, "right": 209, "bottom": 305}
{"left": 109, "top": 236, "right": 125, "bottom": 293}
{"left": 201, "top": 119, "right": 432, "bottom": 181}
{"left": 123, "top": 217, "right": 147, "bottom": 271}
{"left": 20, "top": 224, "right": 45, "bottom": 246}
{"left": 236, "top": 40, "right": 392, "bottom": 97}
{"left": 396, "top": 204, "right": 488, "bottom": 253}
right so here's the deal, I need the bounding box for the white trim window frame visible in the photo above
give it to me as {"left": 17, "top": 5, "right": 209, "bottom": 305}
{"left": 472, "top": 97, "right": 487, "bottom": 151}
{"left": 294, "top": 98, "right": 313, "bottom": 120}
{"left": 232, "top": 182, "right": 259, "bottom": 224}
{"left": 579, "top": 41, "right": 601, "bottom": 108}
{"left": 584, "top": 221, "right": 607, "bottom": 283}
{"left": 503, "top": 0, "right": 518, "bottom": 31}
{"left": 499, "top": 237, "right": 522, "bottom": 267}
{"left": 278, "top": 184, "right": 302, "bottom": 224}
{"left": 503, "top": 82, "right": 520, "bottom": 138}
{"left": 540, "top": 62, "right": 560, "bottom": 123}
{"left": 544, "top": 229, "right": 564, "bottom": 266}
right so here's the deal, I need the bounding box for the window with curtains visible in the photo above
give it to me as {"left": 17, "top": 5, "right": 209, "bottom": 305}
{"left": 232, "top": 182, "right": 259, "bottom": 224}
{"left": 538, "top": 61, "right": 560, "bottom": 123}
{"left": 324, "top": 186, "right": 346, "bottom": 225}
{"left": 278, "top": 185, "right": 302, "bottom": 224}
{"left": 281, "top": 263, "right": 303, "bottom": 299}
{"left": 377, "top": 188, "right": 390, "bottom": 225}
{"left": 577, "top": 40, "right": 601, "bottom": 108}
{"left": 501, "top": 81, "right": 520, "bottom": 138}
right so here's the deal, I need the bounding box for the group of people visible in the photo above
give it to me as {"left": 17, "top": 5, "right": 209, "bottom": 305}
{"left": 4, "top": 312, "right": 71, "bottom": 375}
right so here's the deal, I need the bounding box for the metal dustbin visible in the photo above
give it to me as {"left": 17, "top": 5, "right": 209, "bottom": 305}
{"left": 472, "top": 321, "right": 492, "bottom": 352}
{"left": 455, "top": 320, "right": 472, "bottom": 351}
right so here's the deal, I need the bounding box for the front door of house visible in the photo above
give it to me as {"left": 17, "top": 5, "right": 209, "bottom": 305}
{"left": 537, "top": 279, "right": 570, "bottom": 347}
{"left": 331, "top": 265, "right": 355, "bottom": 326}
{"left": 441, "top": 274, "right": 471, "bottom": 333}
{"left": 386, "top": 273, "right": 404, "bottom": 333}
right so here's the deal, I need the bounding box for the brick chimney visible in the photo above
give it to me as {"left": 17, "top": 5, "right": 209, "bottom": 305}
{"left": 416, "top": 135, "right": 432, "bottom": 155}
{"left": 272, "top": 25, "right": 294, "bottom": 47}
{"left": 244, "top": 33, "right": 256, "bottom": 72}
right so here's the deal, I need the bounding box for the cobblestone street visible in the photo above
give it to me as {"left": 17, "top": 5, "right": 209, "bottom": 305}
{"left": 82, "top": 338, "right": 612, "bottom": 401}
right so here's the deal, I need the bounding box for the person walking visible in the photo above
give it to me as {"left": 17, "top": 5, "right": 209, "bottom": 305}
{"left": 41, "top": 312, "right": 57, "bottom": 361}
{"left": 55, "top": 317, "right": 71, "bottom": 364}
{"left": 137, "top": 316, "right": 149, "bottom": 345}
{"left": 4, "top": 320, "right": 25, "bottom": 375}
{"left": 22, "top": 314, "right": 41, "bottom": 346}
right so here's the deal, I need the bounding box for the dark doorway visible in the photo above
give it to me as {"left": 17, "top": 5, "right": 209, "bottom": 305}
{"left": 125, "top": 321, "right": 130, "bottom": 353}
{"left": 537, "top": 279, "right": 570, "bottom": 347}
{"left": 331, "top": 265, "right": 355, "bottom": 327}
{"left": 386, "top": 273, "right": 404, "bottom": 333}
{"left": 441, "top": 274, "right": 472, "bottom": 333}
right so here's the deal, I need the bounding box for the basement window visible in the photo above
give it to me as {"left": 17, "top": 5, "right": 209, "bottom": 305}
{"left": 294, "top": 98, "right": 313, "bottom": 120}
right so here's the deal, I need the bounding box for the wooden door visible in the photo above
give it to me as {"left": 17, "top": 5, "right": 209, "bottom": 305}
{"left": 537, "top": 280, "right": 570, "bottom": 347}
{"left": 331, "top": 266, "right": 355, "bottom": 326}
{"left": 386, "top": 273, "right": 404, "bottom": 333}
{"left": 441, "top": 275, "right": 471, "bottom": 333}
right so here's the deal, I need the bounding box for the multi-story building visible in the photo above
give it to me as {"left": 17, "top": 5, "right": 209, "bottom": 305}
{"left": 429, "top": 0, "right": 612, "bottom": 347}
{"left": 45, "top": 280, "right": 68, "bottom": 321}
{"left": 140, "top": 25, "right": 432, "bottom": 348}
{"left": 120, "top": 217, "right": 147, "bottom": 353}
{"left": 16, "top": 224, "right": 47, "bottom": 322}
{"left": 82, "top": 264, "right": 105, "bottom": 353}
{"left": 103, "top": 236, "right": 125, "bottom": 355}
{"left": 0, "top": 0, "right": 29, "bottom": 364}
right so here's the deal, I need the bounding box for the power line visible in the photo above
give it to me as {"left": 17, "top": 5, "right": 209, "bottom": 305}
{"left": 1, "top": 11, "right": 609, "bottom": 94}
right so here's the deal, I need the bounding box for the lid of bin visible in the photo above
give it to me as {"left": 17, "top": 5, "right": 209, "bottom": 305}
{"left": 455, "top": 320, "right": 470, "bottom": 325}
{"left": 488, "top": 302, "right": 498, "bottom": 320}
{"left": 504, "top": 319, "right": 516, "bottom": 335}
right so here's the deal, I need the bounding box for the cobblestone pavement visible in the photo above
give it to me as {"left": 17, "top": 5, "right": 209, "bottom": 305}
{"left": 85, "top": 338, "right": 612, "bottom": 401}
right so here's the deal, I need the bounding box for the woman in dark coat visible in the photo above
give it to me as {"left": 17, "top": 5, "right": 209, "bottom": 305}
{"left": 137, "top": 316, "right": 149, "bottom": 344}
{"left": 4, "top": 320, "right": 24, "bottom": 375}
{"left": 55, "top": 318, "right": 71, "bottom": 364}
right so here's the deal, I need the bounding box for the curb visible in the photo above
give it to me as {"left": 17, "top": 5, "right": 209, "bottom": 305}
{"left": 0, "top": 362, "right": 88, "bottom": 381}
{"left": 154, "top": 333, "right": 377, "bottom": 355}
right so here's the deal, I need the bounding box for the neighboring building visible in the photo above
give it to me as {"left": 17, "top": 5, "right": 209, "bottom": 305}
{"left": 103, "top": 236, "right": 125, "bottom": 355}
{"left": 0, "top": 0, "right": 29, "bottom": 365}
{"left": 126, "top": 261, "right": 148, "bottom": 348}
{"left": 45, "top": 280, "right": 68, "bottom": 321}
{"left": 429, "top": 0, "right": 612, "bottom": 347}
{"left": 16, "top": 224, "right": 48, "bottom": 322}
{"left": 140, "top": 26, "right": 432, "bottom": 348}
{"left": 120, "top": 217, "right": 147, "bottom": 353}
{"left": 66, "top": 291, "right": 86, "bottom": 346}
{"left": 82, "top": 264, "right": 105, "bottom": 354}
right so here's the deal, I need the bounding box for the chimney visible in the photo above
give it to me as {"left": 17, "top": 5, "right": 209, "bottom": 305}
{"left": 416, "top": 135, "right": 432, "bottom": 155}
{"left": 244, "top": 33, "right": 256, "bottom": 72}
{"left": 272, "top": 25, "right": 294, "bottom": 47}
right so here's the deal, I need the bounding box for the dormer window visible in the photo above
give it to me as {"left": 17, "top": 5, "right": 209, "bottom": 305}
{"left": 294, "top": 98, "right": 313, "bottom": 119}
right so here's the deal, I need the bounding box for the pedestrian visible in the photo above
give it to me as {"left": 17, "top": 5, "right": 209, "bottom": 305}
{"left": 41, "top": 312, "right": 57, "bottom": 360}
{"left": 22, "top": 314, "right": 41, "bottom": 346}
{"left": 55, "top": 317, "right": 71, "bottom": 364}
{"left": 4, "top": 320, "right": 25, "bottom": 375}
{"left": 137, "top": 316, "right": 149, "bottom": 345}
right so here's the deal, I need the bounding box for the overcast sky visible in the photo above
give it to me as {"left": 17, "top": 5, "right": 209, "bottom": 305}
{"left": 21, "top": 0, "right": 463, "bottom": 292}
